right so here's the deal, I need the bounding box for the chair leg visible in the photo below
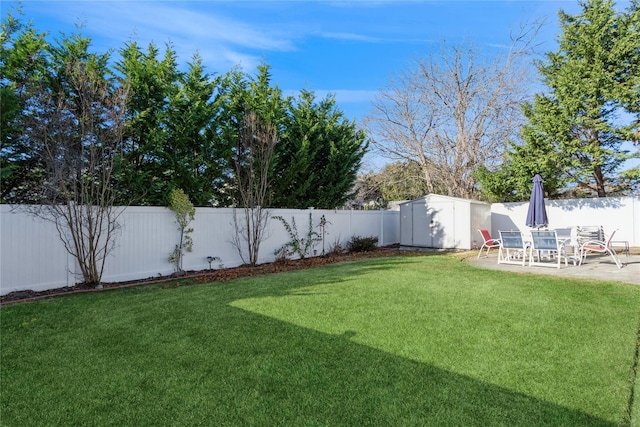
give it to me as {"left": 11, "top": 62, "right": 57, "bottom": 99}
{"left": 579, "top": 247, "right": 623, "bottom": 269}
{"left": 478, "top": 245, "right": 488, "bottom": 258}
{"left": 607, "top": 249, "right": 623, "bottom": 269}
{"left": 578, "top": 248, "right": 587, "bottom": 266}
{"left": 478, "top": 244, "right": 498, "bottom": 258}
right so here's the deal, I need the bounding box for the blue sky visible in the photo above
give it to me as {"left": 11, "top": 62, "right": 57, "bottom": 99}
{"left": 4, "top": 0, "right": 587, "bottom": 122}
{"left": 3, "top": 0, "right": 637, "bottom": 171}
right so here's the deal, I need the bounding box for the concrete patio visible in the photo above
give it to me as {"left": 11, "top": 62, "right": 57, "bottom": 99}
{"left": 466, "top": 251, "right": 640, "bottom": 285}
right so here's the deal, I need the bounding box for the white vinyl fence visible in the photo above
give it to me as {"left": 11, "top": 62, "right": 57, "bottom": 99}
{"left": 2, "top": 196, "right": 638, "bottom": 296}
{"left": 1, "top": 206, "right": 400, "bottom": 295}
{"left": 491, "top": 196, "right": 640, "bottom": 247}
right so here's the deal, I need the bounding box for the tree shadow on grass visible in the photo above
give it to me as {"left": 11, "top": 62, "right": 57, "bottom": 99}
{"left": 209, "top": 306, "right": 618, "bottom": 427}
{"left": 4, "top": 300, "right": 616, "bottom": 426}
{"left": 0, "top": 255, "right": 626, "bottom": 426}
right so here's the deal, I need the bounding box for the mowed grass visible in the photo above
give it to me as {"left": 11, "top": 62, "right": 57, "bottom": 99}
{"left": 1, "top": 254, "right": 639, "bottom": 426}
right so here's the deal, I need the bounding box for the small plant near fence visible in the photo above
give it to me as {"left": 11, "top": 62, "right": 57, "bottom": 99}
{"left": 346, "top": 235, "right": 379, "bottom": 253}
{"left": 273, "top": 213, "right": 321, "bottom": 260}
{"left": 168, "top": 189, "right": 195, "bottom": 274}
{"left": 325, "top": 238, "right": 345, "bottom": 257}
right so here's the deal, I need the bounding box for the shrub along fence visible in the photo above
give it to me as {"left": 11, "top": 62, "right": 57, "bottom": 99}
{"left": 1, "top": 206, "right": 400, "bottom": 295}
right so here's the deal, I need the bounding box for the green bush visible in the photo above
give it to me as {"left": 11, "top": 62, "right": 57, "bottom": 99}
{"left": 167, "top": 188, "right": 195, "bottom": 273}
{"left": 346, "top": 235, "right": 378, "bottom": 253}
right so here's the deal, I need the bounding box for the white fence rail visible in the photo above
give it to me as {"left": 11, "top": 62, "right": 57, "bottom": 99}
{"left": 491, "top": 196, "right": 640, "bottom": 248}
{"left": 1, "top": 206, "right": 400, "bottom": 295}
{"left": 2, "top": 196, "right": 638, "bottom": 296}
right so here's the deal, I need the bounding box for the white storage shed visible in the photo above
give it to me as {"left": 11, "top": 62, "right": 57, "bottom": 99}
{"left": 400, "top": 194, "right": 491, "bottom": 250}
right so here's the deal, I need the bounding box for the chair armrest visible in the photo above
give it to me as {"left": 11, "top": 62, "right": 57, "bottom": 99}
{"left": 580, "top": 240, "right": 605, "bottom": 249}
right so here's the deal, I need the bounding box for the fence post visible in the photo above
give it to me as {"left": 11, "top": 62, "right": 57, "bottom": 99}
{"left": 380, "top": 210, "right": 384, "bottom": 246}
{"left": 349, "top": 209, "right": 352, "bottom": 238}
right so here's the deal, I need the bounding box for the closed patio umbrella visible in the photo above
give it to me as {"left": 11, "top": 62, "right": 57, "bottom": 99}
{"left": 525, "top": 174, "right": 548, "bottom": 228}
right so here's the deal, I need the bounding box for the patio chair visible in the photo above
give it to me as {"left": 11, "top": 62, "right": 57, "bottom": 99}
{"left": 498, "top": 230, "right": 528, "bottom": 266}
{"left": 579, "top": 229, "right": 623, "bottom": 269}
{"left": 529, "top": 230, "right": 570, "bottom": 269}
{"left": 477, "top": 229, "right": 501, "bottom": 258}
{"left": 576, "top": 226, "right": 603, "bottom": 246}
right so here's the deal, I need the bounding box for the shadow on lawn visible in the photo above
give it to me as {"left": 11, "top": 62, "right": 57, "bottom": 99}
{"left": 152, "top": 253, "right": 423, "bottom": 300}
{"left": 186, "top": 259, "right": 619, "bottom": 425}
{"left": 209, "top": 270, "right": 619, "bottom": 426}
{"left": 0, "top": 255, "right": 625, "bottom": 426}
{"left": 257, "top": 325, "right": 618, "bottom": 427}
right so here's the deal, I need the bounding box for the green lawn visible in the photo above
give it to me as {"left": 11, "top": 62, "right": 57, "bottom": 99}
{"left": 2, "top": 254, "right": 639, "bottom": 426}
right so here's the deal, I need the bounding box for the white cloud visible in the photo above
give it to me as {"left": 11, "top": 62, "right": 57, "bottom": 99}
{"left": 56, "top": 2, "right": 293, "bottom": 48}
{"left": 35, "top": 1, "right": 297, "bottom": 72}
{"left": 320, "top": 32, "right": 381, "bottom": 43}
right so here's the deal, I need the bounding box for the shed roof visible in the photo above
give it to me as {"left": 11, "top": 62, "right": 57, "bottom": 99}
{"left": 399, "top": 193, "right": 490, "bottom": 206}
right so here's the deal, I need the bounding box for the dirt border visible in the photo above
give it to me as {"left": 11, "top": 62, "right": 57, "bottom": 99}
{"left": 1, "top": 246, "right": 410, "bottom": 305}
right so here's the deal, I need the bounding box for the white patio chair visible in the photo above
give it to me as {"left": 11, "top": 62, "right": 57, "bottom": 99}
{"left": 579, "top": 229, "right": 624, "bottom": 269}
{"left": 498, "top": 230, "right": 528, "bottom": 266}
{"left": 529, "top": 230, "right": 569, "bottom": 269}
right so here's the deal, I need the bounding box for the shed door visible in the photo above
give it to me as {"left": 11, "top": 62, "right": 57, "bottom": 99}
{"left": 429, "top": 201, "right": 455, "bottom": 248}
{"left": 400, "top": 203, "right": 413, "bottom": 246}
{"left": 413, "top": 201, "right": 455, "bottom": 248}
{"left": 412, "top": 202, "right": 430, "bottom": 246}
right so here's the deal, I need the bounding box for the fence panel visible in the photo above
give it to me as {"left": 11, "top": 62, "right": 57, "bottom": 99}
{"left": 490, "top": 196, "right": 639, "bottom": 247}
{"left": 102, "top": 206, "right": 180, "bottom": 283}
{"left": 3, "top": 196, "right": 635, "bottom": 296}
{"left": 1, "top": 206, "right": 73, "bottom": 292}
{"left": 382, "top": 210, "right": 400, "bottom": 245}
{"left": 0, "top": 196, "right": 640, "bottom": 294}
{"left": 1, "top": 206, "right": 400, "bottom": 295}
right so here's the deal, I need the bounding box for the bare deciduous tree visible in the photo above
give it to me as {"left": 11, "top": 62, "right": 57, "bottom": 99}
{"left": 365, "top": 24, "right": 541, "bottom": 199}
{"left": 24, "top": 60, "right": 128, "bottom": 286}
{"left": 232, "top": 111, "right": 278, "bottom": 265}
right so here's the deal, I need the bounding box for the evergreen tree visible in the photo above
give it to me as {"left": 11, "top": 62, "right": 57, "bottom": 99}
{"left": 217, "top": 63, "right": 288, "bottom": 207}
{"left": 1, "top": 12, "right": 50, "bottom": 202}
{"left": 272, "top": 90, "right": 367, "bottom": 208}
{"left": 270, "top": 89, "right": 320, "bottom": 208}
{"left": 2, "top": 10, "right": 369, "bottom": 210}
{"left": 486, "top": 0, "right": 640, "bottom": 199}
{"left": 163, "top": 54, "right": 224, "bottom": 206}
{"left": 378, "top": 161, "right": 431, "bottom": 202}
{"left": 113, "top": 41, "right": 181, "bottom": 205}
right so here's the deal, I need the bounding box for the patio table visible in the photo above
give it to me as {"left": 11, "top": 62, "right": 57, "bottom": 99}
{"left": 554, "top": 228, "right": 580, "bottom": 265}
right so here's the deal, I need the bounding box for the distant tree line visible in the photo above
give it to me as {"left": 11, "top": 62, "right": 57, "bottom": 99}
{"left": 362, "top": 0, "right": 639, "bottom": 204}
{"left": 1, "top": 13, "right": 367, "bottom": 209}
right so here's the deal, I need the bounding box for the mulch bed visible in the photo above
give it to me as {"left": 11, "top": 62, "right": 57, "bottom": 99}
{"left": 1, "top": 245, "right": 414, "bottom": 305}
